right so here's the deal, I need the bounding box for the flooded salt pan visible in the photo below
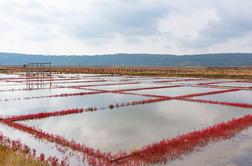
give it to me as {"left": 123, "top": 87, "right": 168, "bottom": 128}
{"left": 193, "top": 90, "right": 252, "bottom": 105}
{"left": 23, "top": 100, "right": 252, "bottom": 153}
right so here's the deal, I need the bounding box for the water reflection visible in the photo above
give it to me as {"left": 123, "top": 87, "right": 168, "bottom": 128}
{"left": 133, "top": 86, "right": 222, "bottom": 97}
{"left": 0, "top": 73, "right": 252, "bottom": 166}
{"left": 25, "top": 73, "right": 52, "bottom": 90}
{"left": 214, "top": 82, "right": 252, "bottom": 88}
{"left": 168, "top": 127, "right": 252, "bottom": 166}
{"left": 0, "top": 88, "right": 89, "bottom": 100}
{"left": 24, "top": 100, "right": 252, "bottom": 153}
{"left": 0, "top": 93, "right": 147, "bottom": 116}
{"left": 194, "top": 90, "right": 252, "bottom": 105}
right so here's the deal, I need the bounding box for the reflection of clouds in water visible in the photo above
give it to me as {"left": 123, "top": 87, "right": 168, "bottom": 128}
{"left": 216, "top": 82, "right": 252, "bottom": 88}
{"left": 25, "top": 100, "right": 252, "bottom": 153}
{"left": 2, "top": 74, "right": 252, "bottom": 165}
{"left": 168, "top": 127, "right": 252, "bottom": 166}
{"left": 155, "top": 100, "right": 216, "bottom": 125}
{"left": 89, "top": 83, "right": 159, "bottom": 91}
{"left": 195, "top": 90, "right": 252, "bottom": 105}
{"left": 135, "top": 86, "right": 221, "bottom": 97}
{"left": 0, "top": 88, "right": 86, "bottom": 100}
{"left": 0, "top": 93, "right": 146, "bottom": 116}
{"left": 0, "top": 84, "right": 26, "bottom": 91}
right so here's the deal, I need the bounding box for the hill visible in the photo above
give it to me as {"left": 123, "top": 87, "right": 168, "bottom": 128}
{"left": 0, "top": 52, "right": 252, "bottom": 67}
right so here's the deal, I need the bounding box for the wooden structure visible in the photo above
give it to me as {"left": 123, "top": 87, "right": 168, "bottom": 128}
{"left": 23, "top": 63, "right": 52, "bottom": 89}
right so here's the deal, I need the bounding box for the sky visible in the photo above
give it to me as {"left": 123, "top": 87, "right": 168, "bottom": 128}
{"left": 0, "top": 0, "right": 252, "bottom": 55}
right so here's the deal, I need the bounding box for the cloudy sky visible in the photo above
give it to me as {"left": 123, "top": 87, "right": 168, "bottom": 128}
{"left": 0, "top": 0, "right": 252, "bottom": 55}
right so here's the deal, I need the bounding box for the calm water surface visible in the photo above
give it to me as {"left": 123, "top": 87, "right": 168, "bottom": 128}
{"left": 0, "top": 73, "right": 251, "bottom": 166}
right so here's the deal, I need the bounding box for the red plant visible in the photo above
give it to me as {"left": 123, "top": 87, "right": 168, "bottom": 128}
{"left": 4, "top": 108, "right": 85, "bottom": 121}
{"left": 40, "top": 153, "right": 45, "bottom": 161}
{"left": 110, "top": 115, "right": 252, "bottom": 165}
{"left": 184, "top": 98, "right": 252, "bottom": 109}
{"left": 1, "top": 120, "right": 112, "bottom": 166}
{"left": 173, "top": 88, "right": 240, "bottom": 99}
{"left": 197, "top": 81, "right": 236, "bottom": 86}
{"left": 0, "top": 91, "right": 107, "bottom": 102}
{"left": 154, "top": 78, "right": 205, "bottom": 83}
{"left": 2, "top": 114, "right": 252, "bottom": 166}
{"left": 2, "top": 75, "right": 252, "bottom": 166}
{"left": 2, "top": 97, "right": 168, "bottom": 122}
{"left": 109, "top": 85, "right": 183, "bottom": 93}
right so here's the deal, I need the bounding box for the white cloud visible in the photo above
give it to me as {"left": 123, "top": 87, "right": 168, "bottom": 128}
{"left": 0, "top": 0, "right": 251, "bottom": 55}
{"left": 158, "top": 9, "right": 220, "bottom": 39}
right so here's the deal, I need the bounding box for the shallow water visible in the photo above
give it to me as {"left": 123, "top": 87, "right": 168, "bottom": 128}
{"left": 131, "top": 86, "right": 222, "bottom": 97}
{"left": 0, "top": 73, "right": 251, "bottom": 166}
{"left": 193, "top": 90, "right": 252, "bottom": 105}
{"left": 168, "top": 127, "right": 252, "bottom": 166}
{"left": 23, "top": 100, "right": 252, "bottom": 153}
{"left": 213, "top": 82, "right": 252, "bottom": 88}
{"left": 0, "top": 92, "right": 147, "bottom": 116}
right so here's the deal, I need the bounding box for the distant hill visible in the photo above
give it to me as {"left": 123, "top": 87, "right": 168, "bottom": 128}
{"left": 0, "top": 52, "right": 252, "bottom": 67}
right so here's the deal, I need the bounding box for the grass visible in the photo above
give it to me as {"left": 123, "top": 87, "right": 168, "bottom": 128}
{"left": 0, "top": 144, "right": 49, "bottom": 166}
{"left": 49, "top": 66, "right": 252, "bottom": 79}
{"left": 1, "top": 66, "right": 252, "bottom": 79}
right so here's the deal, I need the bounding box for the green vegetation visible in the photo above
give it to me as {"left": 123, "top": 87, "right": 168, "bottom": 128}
{"left": 0, "top": 144, "right": 49, "bottom": 166}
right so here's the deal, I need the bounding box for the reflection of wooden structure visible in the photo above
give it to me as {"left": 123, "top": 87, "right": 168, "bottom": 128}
{"left": 23, "top": 63, "right": 52, "bottom": 90}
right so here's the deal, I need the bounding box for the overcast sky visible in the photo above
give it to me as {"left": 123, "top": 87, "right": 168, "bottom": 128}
{"left": 0, "top": 0, "right": 252, "bottom": 55}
